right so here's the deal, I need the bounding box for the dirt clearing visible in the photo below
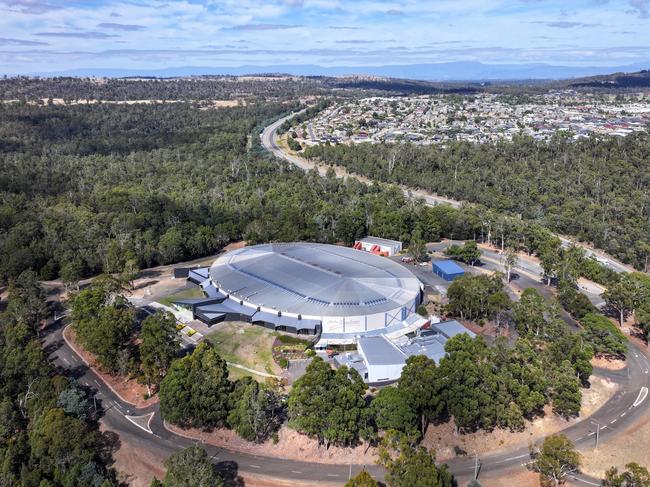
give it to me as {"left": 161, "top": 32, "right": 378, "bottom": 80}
{"left": 425, "top": 375, "right": 618, "bottom": 461}
{"left": 166, "top": 423, "right": 378, "bottom": 466}
{"left": 581, "top": 411, "right": 650, "bottom": 478}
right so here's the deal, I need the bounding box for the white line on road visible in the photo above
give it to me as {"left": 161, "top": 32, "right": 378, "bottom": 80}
{"left": 124, "top": 412, "right": 155, "bottom": 434}
{"left": 248, "top": 464, "right": 260, "bottom": 469}
{"left": 610, "top": 419, "right": 617, "bottom": 424}
{"left": 506, "top": 454, "right": 529, "bottom": 461}
{"left": 291, "top": 471, "right": 302, "bottom": 474}
{"left": 570, "top": 476, "right": 601, "bottom": 486}
{"left": 494, "top": 454, "right": 529, "bottom": 464}
{"left": 634, "top": 387, "right": 648, "bottom": 407}
{"left": 61, "top": 356, "right": 69, "bottom": 364}
{"left": 327, "top": 474, "right": 340, "bottom": 477}
{"left": 113, "top": 401, "right": 124, "bottom": 412}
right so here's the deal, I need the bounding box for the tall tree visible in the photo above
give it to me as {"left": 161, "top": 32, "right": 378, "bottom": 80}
{"left": 502, "top": 247, "right": 518, "bottom": 283}
{"left": 371, "top": 386, "right": 419, "bottom": 443}
{"left": 551, "top": 361, "right": 582, "bottom": 419}
{"left": 513, "top": 288, "right": 548, "bottom": 337}
{"left": 603, "top": 463, "right": 650, "bottom": 487}
{"left": 159, "top": 343, "right": 232, "bottom": 428}
{"left": 140, "top": 311, "right": 180, "bottom": 394}
{"left": 381, "top": 445, "right": 453, "bottom": 487}
{"left": 287, "top": 357, "right": 334, "bottom": 445}
{"left": 227, "top": 379, "right": 284, "bottom": 443}
{"left": 287, "top": 358, "right": 369, "bottom": 447}
{"left": 603, "top": 275, "right": 641, "bottom": 327}
{"left": 529, "top": 435, "right": 581, "bottom": 487}
{"left": 161, "top": 446, "right": 223, "bottom": 487}
{"left": 344, "top": 470, "right": 379, "bottom": 487}
{"left": 397, "top": 355, "right": 444, "bottom": 436}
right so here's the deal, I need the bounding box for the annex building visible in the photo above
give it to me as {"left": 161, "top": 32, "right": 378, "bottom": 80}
{"left": 173, "top": 242, "right": 424, "bottom": 345}
{"left": 335, "top": 320, "right": 476, "bottom": 384}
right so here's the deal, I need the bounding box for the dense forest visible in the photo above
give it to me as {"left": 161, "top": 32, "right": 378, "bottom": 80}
{"left": 0, "top": 273, "right": 118, "bottom": 485}
{"left": 0, "top": 76, "right": 331, "bottom": 101}
{"left": 0, "top": 76, "right": 480, "bottom": 102}
{"left": 1, "top": 97, "right": 578, "bottom": 283}
{"left": 305, "top": 133, "right": 650, "bottom": 270}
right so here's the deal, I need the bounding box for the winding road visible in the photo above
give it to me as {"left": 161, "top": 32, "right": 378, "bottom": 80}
{"left": 38, "top": 112, "right": 649, "bottom": 486}
{"left": 42, "top": 290, "right": 650, "bottom": 486}
{"left": 261, "top": 111, "right": 634, "bottom": 275}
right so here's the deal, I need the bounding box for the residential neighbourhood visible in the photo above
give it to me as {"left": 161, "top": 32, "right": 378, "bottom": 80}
{"left": 300, "top": 92, "right": 650, "bottom": 145}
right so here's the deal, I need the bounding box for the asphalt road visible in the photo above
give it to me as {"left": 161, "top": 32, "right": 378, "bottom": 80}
{"left": 262, "top": 110, "right": 634, "bottom": 275}
{"left": 43, "top": 318, "right": 387, "bottom": 484}
{"left": 42, "top": 309, "right": 650, "bottom": 486}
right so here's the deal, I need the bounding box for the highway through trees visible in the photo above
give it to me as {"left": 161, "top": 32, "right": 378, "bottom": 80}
{"left": 261, "top": 111, "right": 635, "bottom": 275}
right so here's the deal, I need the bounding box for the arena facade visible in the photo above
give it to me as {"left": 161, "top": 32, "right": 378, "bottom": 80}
{"left": 173, "top": 242, "right": 425, "bottom": 345}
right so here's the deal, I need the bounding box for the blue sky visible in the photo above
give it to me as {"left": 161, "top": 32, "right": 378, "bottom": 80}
{"left": 0, "top": 0, "right": 649, "bottom": 73}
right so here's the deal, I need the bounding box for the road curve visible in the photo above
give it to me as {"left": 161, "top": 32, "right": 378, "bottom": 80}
{"left": 261, "top": 111, "right": 635, "bottom": 275}
{"left": 43, "top": 302, "right": 650, "bottom": 486}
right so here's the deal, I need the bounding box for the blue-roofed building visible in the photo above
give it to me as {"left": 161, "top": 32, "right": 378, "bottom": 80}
{"left": 432, "top": 259, "right": 465, "bottom": 281}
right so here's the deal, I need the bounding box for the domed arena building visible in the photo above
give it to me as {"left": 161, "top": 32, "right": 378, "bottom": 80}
{"left": 173, "top": 242, "right": 425, "bottom": 346}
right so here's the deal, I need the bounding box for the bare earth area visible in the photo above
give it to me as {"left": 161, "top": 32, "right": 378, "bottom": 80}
{"left": 102, "top": 423, "right": 165, "bottom": 487}
{"left": 475, "top": 467, "right": 541, "bottom": 487}
{"left": 104, "top": 423, "right": 332, "bottom": 487}
{"left": 592, "top": 356, "right": 627, "bottom": 371}
{"left": 64, "top": 326, "right": 157, "bottom": 408}
{"left": 425, "top": 375, "right": 618, "bottom": 462}
{"left": 166, "top": 423, "right": 379, "bottom": 466}
{"left": 581, "top": 409, "right": 650, "bottom": 478}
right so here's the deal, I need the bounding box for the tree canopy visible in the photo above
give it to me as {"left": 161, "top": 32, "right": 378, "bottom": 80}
{"left": 529, "top": 435, "right": 581, "bottom": 487}
{"left": 159, "top": 343, "right": 233, "bottom": 428}
{"left": 287, "top": 357, "right": 370, "bottom": 447}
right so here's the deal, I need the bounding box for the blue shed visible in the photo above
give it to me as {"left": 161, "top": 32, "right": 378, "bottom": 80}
{"left": 432, "top": 260, "right": 465, "bottom": 281}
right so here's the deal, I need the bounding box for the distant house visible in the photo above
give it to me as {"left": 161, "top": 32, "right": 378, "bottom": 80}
{"left": 431, "top": 260, "right": 465, "bottom": 281}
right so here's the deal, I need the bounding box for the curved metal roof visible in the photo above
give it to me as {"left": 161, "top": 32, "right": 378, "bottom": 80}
{"left": 208, "top": 243, "right": 421, "bottom": 317}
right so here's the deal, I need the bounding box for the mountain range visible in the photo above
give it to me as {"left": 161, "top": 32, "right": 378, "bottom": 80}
{"left": 29, "top": 61, "right": 649, "bottom": 81}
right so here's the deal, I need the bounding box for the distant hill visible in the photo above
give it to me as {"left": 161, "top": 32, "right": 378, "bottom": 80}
{"left": 27, "top": 61, "right": 649, "bottom": 82}
{"left": 563, "top": 69, "right": 650, "bottom": 88}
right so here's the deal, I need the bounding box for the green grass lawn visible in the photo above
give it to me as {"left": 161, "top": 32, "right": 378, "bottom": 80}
{"left": 226, "top": 364, "right": 273, "bottom": 382}
{"left": 206, "top": 322, "right": 280, "bottom": 375}
{"left": 157, "top": 287, "right": 205, "bottom": 307}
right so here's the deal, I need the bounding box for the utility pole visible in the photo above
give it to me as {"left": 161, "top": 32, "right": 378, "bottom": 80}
{"left": 590, "top": 421, "right": 601, "bottom": 449}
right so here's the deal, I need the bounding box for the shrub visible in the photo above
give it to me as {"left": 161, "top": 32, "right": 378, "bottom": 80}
{"left": 277, "top": 334, "right": 311, "bottom": 346}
